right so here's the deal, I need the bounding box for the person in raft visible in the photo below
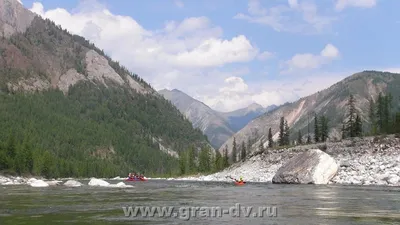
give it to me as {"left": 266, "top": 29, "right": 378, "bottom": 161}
{"left": 239, "top": 177, "right": 244, "bottom": 182}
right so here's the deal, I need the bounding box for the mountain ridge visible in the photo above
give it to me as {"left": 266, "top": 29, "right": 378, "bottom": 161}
{"left": 218, "top": 70, "right": 400, "bottom": 156}
{"left": 159, "top": 88, "right": 277, "bottom": 148}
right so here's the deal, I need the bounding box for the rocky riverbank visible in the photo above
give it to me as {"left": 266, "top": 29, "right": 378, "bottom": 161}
{"left": 184, "top": 135, "right": 400, "bottom": 186}
{"left": 2, "top": 135, "right": 399, "bottom": 187}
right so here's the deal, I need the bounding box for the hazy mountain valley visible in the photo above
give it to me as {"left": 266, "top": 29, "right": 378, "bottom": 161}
{"left": 159, "top": 88, "right": 276, "bottom": 149}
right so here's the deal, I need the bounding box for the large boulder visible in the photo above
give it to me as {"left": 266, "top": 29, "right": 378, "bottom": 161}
{"left": 272, "top": 149, "right": 339, "bottom": 184}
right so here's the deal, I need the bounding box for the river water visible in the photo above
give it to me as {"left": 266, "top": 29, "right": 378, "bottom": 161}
{"left": 1, "top": 179, "right": 400, "bottom": 225}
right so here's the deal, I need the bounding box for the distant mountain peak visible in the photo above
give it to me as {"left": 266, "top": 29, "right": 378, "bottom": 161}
{"left": 247, "top": 102, "right": 263, "bottom": 110}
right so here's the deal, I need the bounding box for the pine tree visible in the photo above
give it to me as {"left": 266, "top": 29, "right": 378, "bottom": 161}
{"left": 320, "top": 115, "right": 329, "bottom": 142}
{"left": 278, "top": 117, "right": 285, "bottom": 146}
{"left": 369, "top": 98, "right": 377, "bottom": 135}
{"left": 395, "top": 112, "right": 400, "bottom": 134}
{"left": 214, "top": 150, "right": 222, "bottom": 171}
{"left": 240, "top": 141, "right": 246, "bottom": 160}
{"left": 297, "top": 130, "right": 302, "bottom": 145}
{"left": 223, "top": 145, "right": 229, "bottom": 168}
{"left": 268, "top": 128, "right": 273, "bottom": 148}
{"left": 354, "top": 114, "right": 363, "bottom": 137}
{"left": 178, "top": 151, "right": 187, "bottom": 175}
{"left": 187, "top": 145, "right": 196, "bottom": 173}
{"left": 345, "top": 94, "right": 357, "bottom": 137}
{"left": 199, "top": 146, "right": 211, "bottom": 172}
{"left": 314, "top": 114, "right": 320, "bottom": 143}
{"left": 231, "top": 138, "right": 237, "bottom": 163}
{"left": 284, "top": 120, "right": 290, "bottom": 145}
{"left": 377, "top": 93, "right": 384, "bottom": 133}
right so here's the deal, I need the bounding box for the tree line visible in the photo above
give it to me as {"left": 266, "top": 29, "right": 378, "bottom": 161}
{"left": 0, "top": 83, "right": 210, "bottom": 178}
{"left": 224, "top": 91, "right": 400, "bottom": 163}
{"left": 178, "top": 145, "right": 231, "bottom": 175}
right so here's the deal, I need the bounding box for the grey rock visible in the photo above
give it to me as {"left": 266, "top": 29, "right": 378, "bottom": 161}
{"left": 272, "top": 149, "right": 339, "bottom": 184}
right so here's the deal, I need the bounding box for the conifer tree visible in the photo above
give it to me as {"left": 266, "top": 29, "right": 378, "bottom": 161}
{"left": 284, "top": 120, "right": 290, "bottom": 145}
{"left": 369, "top": 98, "right": 377, "bottom": 135}
{"left": 345, "top": 94, "right": 357, "bottom": 137}
{"left": 214, "top": 150, "right": 222, "bottom": 171}
{"left": 395, "top": 112, "right": 400, "bottom": 133}
{"left": 187, "top": 145, "right": 196, "bottom": 173}
{"left": 268, "top": 127, "right": 273, "bottom": 148}
{"left": 278, "top": 117, "right": 285, "bottom": 146}
{"left": 223, "top": 145, "right": 229, "bottom": 168}
{"left": 240, "top": 141, "right": 246, "bottom": 160}
{"left": 199, "top": 146, "right": 211, "bottom": 172}
{"left": 354, "top": 114, "right": 363, "bottom": 137}
{"left": 320, "top": 115, "right": 329, "bottom": 142}
{"left": 231, "top": 138, "right": 237, "bottom": 163}
{"left": 314, "top": 114, "right": 320, "bottom": 143}
{"left": 178, "top": 151, "right": 187, "bottom": 175}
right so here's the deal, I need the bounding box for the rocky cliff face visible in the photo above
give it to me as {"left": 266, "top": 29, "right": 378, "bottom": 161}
{"left": 219, "top": 71, "right": 400, "bottom": 155}
{"left": 159, "top": 89, "right": 276, "bottom": 148}
{"left": 0, "top": 0, "right": 34, "bottom": 37}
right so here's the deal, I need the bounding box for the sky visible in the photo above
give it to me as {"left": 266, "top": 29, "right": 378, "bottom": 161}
{"left": 18, "top": 0, "right": 400, "bottom": 112}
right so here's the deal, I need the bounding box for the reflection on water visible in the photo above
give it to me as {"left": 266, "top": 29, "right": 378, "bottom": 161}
{"left": 1, "top": 180, "right": 400, "bottom": 225}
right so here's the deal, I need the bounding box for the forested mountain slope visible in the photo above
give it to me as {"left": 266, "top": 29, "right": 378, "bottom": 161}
{"left": 0, "top": 0, "right": 209, "bottom": 178}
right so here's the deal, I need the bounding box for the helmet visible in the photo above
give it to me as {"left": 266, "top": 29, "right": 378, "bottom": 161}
{"left": 240, "top": 176, "right": 243, "bottom": 179}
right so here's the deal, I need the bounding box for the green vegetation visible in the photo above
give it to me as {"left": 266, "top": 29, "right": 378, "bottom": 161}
{"left": 342, "top": 94, "right": 363, "bottom": 138}
{"left": 240, "top": 140, "right": 246, "bottom": 160}
{"left": 368, "top": 92, "right": 400, "bottom": 135}
{"left": 231, "top": 137, "right": 237, "bottom": 163}
{"left": 268, "top": 128, "right": 273, "bottom": 147}
{"left": 0, "top": 82, "right": 209, "bottom": 178}
{"left": 313, "top": 114, "right": 329, "bottom": 143}
{"left": 278, "top": 117, "right": 290, "bottom": 146}
{"left": 178, "top": 144, "right": 228, "bottom": 175}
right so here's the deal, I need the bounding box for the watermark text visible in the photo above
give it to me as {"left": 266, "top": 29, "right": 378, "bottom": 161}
{"left": 122, "top": 203, "right": 278, "bottom": 220}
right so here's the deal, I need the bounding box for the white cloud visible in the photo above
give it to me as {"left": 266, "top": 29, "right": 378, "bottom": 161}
{"left": 197, "top": 71, "right": 349, "bottom": 112}
{"left": 234, "top": 0, "right": 336, "bottom": 34}
{"left": 257, "top": 51, "right": 273, "bottom": 61}
{"left": 30, "top": 2, "right": 259, "bottom": 71}
{"left": 335, "top": 0, "right": 377, "bottom": 11}
{"left": 174, "top": 0, "right": 184, "bottom": 8}
{"left": 29, "top": 2, "right": 268, "bottom": 91}
{"left": 282, "top": 44, "right": 340, "bottom": 73}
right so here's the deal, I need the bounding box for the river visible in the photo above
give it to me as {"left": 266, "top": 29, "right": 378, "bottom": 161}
{"left": 1, "top": 179, "right": 400, "bottom": 225}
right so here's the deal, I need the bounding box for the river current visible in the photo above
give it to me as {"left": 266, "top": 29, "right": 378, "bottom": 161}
{"left": 1, "top": 179, "right": 400, "bottom": 224}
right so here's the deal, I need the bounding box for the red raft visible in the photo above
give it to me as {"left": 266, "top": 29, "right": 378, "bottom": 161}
{"left": 234, "top": 181, "right": 246, "bottom": 186}
{"left": 125, "top": 177, "right": 147, "bottom": 182}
